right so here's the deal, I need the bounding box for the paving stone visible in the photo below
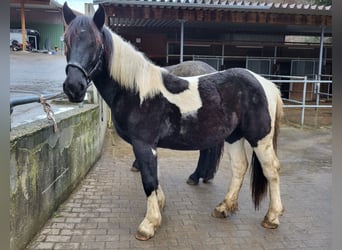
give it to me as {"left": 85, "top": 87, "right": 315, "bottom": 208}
{"left": 45, "top": 235, "right": 71, "bottom": 242}
{"left": 26, "top": 127, "right": 332, "bottom": 250}
{"left": 53, "top": 242, "right": 80, "bottom": 249}
{"left": 27, "top": 242, "right": 54, "bottom": 250}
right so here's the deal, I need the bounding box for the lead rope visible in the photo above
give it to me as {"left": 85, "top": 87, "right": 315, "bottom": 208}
{"left": 40, "top": 96, "right": 59, "bottom": 133}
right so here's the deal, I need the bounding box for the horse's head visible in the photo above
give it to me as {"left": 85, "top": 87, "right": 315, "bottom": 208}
{"left": 62, "top": 2, "right": 105, "bottom": 102}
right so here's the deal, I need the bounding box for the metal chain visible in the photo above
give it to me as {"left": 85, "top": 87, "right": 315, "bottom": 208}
{"left": 40, "top": 97, "right": 58, "bottom": 133}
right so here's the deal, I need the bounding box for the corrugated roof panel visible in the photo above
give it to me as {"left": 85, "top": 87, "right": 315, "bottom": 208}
{"left": 97, "top": 0, "right": 331, "bottom": 14}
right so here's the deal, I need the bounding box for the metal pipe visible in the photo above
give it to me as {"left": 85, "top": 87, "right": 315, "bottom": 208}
{"left": 301, "top": 76, "right": 308, "bottom": 126}
{"left": 283, "top": 105, "right": 332, "bottom": 108}
{"left": 10, "top": 96, "right": 40, "bottom": 114}
{"left": 316, "top": 26, "right": 325, "bottom": 106}
{"left": 221, "top": 44, "right": 225, "bottom": 68}
{"left": 180, "top": 20, "right": 185, "bottom": 63}
{"left": 10, "top": 93, "right": 65, "bottom": 114}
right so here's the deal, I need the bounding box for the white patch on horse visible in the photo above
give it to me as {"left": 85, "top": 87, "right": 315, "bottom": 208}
{"left": 137, "top": 191, "right": 162, "bottom": 239}
{"left": 156, "top": 185, "right": 165, "bottom": 210}
{"left": 107, "top": 28, "right": 202, "bottom": 114}
{"left": 151, "top": 148, "right": 157, "bottom": 157}
{"left": 162, "top": 76, "right": 202, "bottom": 115}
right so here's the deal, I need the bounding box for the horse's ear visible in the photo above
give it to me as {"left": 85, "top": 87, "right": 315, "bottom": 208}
{"left": 93, "top": 4, "right": 105, "bottom": 31}
{"left": 63, "top": 2, "right": 76, "bottom": 25}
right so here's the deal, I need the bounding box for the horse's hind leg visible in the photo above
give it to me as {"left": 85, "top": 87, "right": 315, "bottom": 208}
{"left": 132, "top": 141, "right": 165, "bottom": 240}
{"left": 187, "top": 142, "right": 224, "bottom": 185}
{"left": 187, "top": 149, "right": 211, "bottom": 185}
{"left": 254, "top": 137, "right": 284, "bottom": 229}
{"left": 212, "top": 139, "right": 248, "bottom": 218}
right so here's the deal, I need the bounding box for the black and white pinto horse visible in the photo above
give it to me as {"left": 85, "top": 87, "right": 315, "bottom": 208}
{"left": 62, "top": 3, "right": 284, "bottom": 240}
{"left": 132, "top": 60, "right": 223, "bottom": 185}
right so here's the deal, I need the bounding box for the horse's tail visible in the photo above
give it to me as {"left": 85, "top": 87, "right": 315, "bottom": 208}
{"left": 251, "top": 87, "right": 283, "bottom": 210}
{"left": 250, "top": 151, "right": 267, "bottom": 210}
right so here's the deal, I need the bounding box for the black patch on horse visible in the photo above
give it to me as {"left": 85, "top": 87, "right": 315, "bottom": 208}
{"left": 217, "top": 68, "right": 271, "bottom": 147}
{"left": 162, "top": 72, "right": 189, "bottom": 94}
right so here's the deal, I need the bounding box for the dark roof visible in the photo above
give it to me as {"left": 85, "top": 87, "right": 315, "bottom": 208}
{"left": 94, "top": 0, "right": 331, "bottom": 15}
{"left": 94, "top": 0, "right": 332, "bottom": 36}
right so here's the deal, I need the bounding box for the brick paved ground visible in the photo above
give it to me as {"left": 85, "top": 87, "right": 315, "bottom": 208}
{"left": 27, "top": 126, "right": 332, "bottom": 250}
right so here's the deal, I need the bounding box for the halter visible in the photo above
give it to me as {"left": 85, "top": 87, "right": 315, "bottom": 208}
{"left": 65, "top": 45, "right": 104, "bottom": 85}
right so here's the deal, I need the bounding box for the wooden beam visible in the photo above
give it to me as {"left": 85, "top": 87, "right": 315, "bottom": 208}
{"left": 20, "top": 0, "right": 26, "bottom": 51}
{"left": 11, "top": 0, "right": 49, "bottom": 4}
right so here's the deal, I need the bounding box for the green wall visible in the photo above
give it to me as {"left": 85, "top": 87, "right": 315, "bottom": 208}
{"left": 10, "top": 22, "right": 64, "bottom": 51}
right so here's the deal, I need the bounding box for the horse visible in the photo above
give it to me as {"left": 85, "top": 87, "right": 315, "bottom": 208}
{"left": 164, "top": 60, "right": 216, "bottom": 77}
{"left": 62, "top": 3, "right": 284, "bottom": 241}
{"left": 131, "top": 60, "right": 223, "bottom": 185}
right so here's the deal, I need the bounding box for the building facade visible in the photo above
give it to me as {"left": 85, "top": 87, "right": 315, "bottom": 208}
{"left": 94, "top": 0, "right": 332, "bottom": 81}
{"left": 10, "top": 0, "right": 68, "bottom": 51}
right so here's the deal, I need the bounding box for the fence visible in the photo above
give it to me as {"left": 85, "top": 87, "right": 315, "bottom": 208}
{"left": 261, "top": 74, "right": 332, "bottom": 127}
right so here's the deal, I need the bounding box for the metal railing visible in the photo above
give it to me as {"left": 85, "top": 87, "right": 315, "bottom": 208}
{"left": 10, "top": 92, "right": 66, "bottom": 131}
{"left": 262, "top": 74, "right": 332, "bottom": 126}
{"left": 10, "top": 92, "right": 64, "bottom": 114}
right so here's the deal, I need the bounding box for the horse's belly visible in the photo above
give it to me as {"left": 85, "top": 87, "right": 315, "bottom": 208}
{"left": 158, "top": 122, "right": 232, "bottom": 150}
{"left": 157, "top": 136, "right": 222, "bottom": 150}
{"left": 158, "top": 106, "right": 239, "bottom": 150}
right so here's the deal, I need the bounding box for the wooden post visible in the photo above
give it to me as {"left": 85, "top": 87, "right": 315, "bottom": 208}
{"left": 20, "top": 0, "right": 26, "bottom": 51}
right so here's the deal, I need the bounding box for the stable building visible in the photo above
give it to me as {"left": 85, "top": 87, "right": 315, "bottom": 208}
{"left": 94, "top": 0, "right": 332, "bottom": 80}
{"left": 10, "top": 0, "right": 72, "bottom": 52}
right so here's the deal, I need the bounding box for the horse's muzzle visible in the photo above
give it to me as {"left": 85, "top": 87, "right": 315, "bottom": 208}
{"left": 63, "top": 79, "right": 87, "bottom": 103}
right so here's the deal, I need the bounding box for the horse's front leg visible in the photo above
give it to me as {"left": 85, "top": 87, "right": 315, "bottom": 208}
{"left": 132, "top": 140, "right": 165, "bottom": 241}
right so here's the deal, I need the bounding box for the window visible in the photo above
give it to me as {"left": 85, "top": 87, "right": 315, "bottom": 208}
{"left": 291, "top": 60, "right": 318, "bottom": 79}
{"left": 246, "top": 59, "right": 272, "bottom": 75}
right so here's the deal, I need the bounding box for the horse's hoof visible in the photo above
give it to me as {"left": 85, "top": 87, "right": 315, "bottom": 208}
{"left": 211, "top": 208, "right": 227, "bottom": 218}
{"left": 203, "top": 177, "right": 213, "bottom": 183}
{"left": 131, "top": 166, "right": 140, "bottom": 172}
{"left": 261, "top": 219, "right": 279, "bottom": 229}
{"left": 135, "top": 231, "right": 153, "bottom": 241}
{"left": 186, "top": 178, "right": 199, "bottom": 185}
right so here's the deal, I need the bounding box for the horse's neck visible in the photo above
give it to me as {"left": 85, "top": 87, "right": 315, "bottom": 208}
{"left": 92, "top": 70, "right": 120, "bottom": 107}
{"left": 107, "top": 29, "right": 165, "bottom": 103}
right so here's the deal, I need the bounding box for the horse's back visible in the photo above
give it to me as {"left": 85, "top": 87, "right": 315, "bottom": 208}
{"left": 165, "top": 61, "right": 216, "bottom": 77}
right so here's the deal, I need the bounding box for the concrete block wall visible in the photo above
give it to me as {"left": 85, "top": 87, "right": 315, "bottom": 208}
{"left": 10, "top": 104, "right": 108, "bottom": 250}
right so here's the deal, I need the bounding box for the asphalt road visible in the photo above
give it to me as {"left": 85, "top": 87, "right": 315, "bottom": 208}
{"left": 10, "top": 51, "right": 74, "bottom": 128}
